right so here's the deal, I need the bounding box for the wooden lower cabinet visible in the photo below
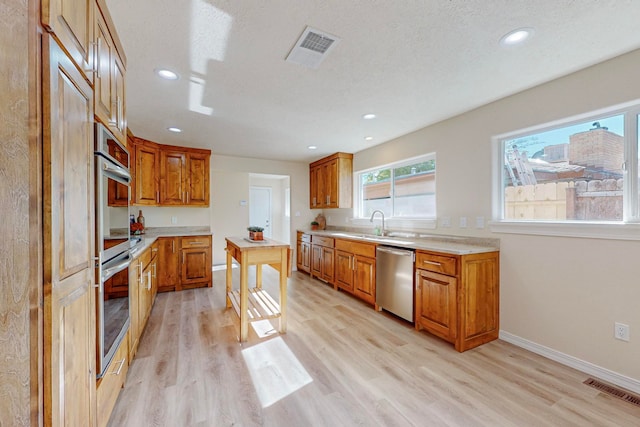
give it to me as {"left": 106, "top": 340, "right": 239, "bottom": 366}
{"left": 310, "top": 235, "right": 334, "bottom": 283}
{"left": 334, "top": 250, "right": 354, "bottom": 293}
{"left": 157, "top": 237, "right": 180, "bottom": 292}
{"left": 96, "top": 330, "right": 129, "bottom": 427}
{"left": 353, "top": 255, "right": 376, "bottom": 305}
{"left": 415, "top": 250, "right": 499, "bottom": 352}
{"left": 180, "top": 235, "right": 212, "bottom": 289}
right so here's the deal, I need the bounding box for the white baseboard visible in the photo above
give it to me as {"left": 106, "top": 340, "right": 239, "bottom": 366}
{"left": 212, "top": 263, "right": 238, "bottom": 271}
{"left": 499, "top": 330, "right": 640, "bottom": 395}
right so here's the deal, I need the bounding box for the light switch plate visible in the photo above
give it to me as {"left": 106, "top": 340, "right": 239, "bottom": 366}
{"left": 440, "top": 216, "right": 451, "bottom": 228}
{"left": 476, "top": 216, "right": 484, "bottom": 228}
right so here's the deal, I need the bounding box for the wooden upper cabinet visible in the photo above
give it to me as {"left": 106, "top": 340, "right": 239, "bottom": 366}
{"left": 42, "top": 0, "right": 95, "bottom": 85}
{"left": 309, "top": 152, "right": 352, "bottom": 209}
{"left": 160, "top": 150, "right": 186, "bottom": 205}
{"left": 43, "top": 35, "right": 96, "bottom": 427}
{"left": 94, "top": 1, "right": 127, "bottom": 144}
{"left": 133, "top": 139, "right": 160, "bottom": 205}
{"left": 187, "top": 151, "right": 210, "bottom": 206}
{"left": 130, "top": 134, "right": 211, "bottom": 206}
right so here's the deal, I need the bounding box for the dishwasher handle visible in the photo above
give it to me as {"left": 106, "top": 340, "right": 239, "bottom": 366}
{"left": 377, "top": 246, "right": 415, "bottom": 257}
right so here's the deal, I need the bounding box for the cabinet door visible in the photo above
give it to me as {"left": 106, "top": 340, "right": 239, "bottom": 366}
{"left": 323, "top": 159, "right": 338, "bottom": 208}
{"left": 134, "top": 142, "right": 159, "bottom": 205}
{"left": 43, "top": 36, "right": 96, "bottom": 427}
{"left": 138, "top": 264, "right": 152, "bottom": 332}
{"left": 310, "top": 244, "right": 323, "bottom": 277}
{"left": 416, "top": 269, "right": 457, "bottom": 342}
{"left": 334, "top": 250, "right": 354, "bottom": 293}
{"left": 94, "top": 9, "right": 113, "bottom": 126}
{"left": 112, "top": 55, "right": 126, "bottom": 141}
{"left": 42, "top": 0, "right": 94, "bottom": 84}
{"left": 309, "top": 165, "right": 318, "bottom": 208}
{"left": 296, "top": 240, "right": 303, "bottom": 270}
{"left": 181, "top": 247, "right": 212, "bottom": 288}
{"left": 128, "top": 260, "right": 140, "bottom": 360}
{"left": 157, "top": 237, "right": 180, "bottom": 292}
{"left": 321, "top": 247, "right": 334, "bottom": 283}
{"left": 107, "top": 141, "right": 129, "bottom": 206}
{"left": 160, "top": 150, "right": 186, "bottom": 205}
{"left": 301, "top": 242, "right": 311, "bottom": 272}
{"left": 353, "top": 255, "right": 375, "bottom": 304}
{"left": 187, "top": 152, "right": 210, "bottom": 206}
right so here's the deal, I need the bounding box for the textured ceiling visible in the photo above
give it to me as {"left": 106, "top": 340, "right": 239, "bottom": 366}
{"left": 106, "top": 0, "right": 640, "bottom": 162}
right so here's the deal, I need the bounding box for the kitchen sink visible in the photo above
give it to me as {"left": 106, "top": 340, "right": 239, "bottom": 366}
{"left": 328, "top": 232, "right": 414, "bottom": 245}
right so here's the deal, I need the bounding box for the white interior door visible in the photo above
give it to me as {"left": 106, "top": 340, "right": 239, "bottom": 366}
{"left": 250, "top": 186, "right": 272, "bottom": 238}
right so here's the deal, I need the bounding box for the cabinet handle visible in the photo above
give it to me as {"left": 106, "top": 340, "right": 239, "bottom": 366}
{"left": 183, "top": 253, "right": 185, "bottom": 264}
{"left": 186, "top": 191, "right": 189, "bottom": 203}
{"left": 93, "top": 39, "right": 100, "bottom": 77}
{"left": 139, "top": 261, "right": 143, "bottom": 283}
{"left": 112, "top": 358, "right": 125, "bottom": 376}
{"left": 152, "top": 263, "right": 156, "bottom": 278}
{"left": 312, "top": 197, "right": 316, "bottom": 206}
{"left": 326, "top": 195, "right": 330, "bottom": 204}
{"left": 422, "top": 260, "right": 442, "bottom": 266}
{"left": 147, "top": 271, "right": 152, "bottom": 290}
{"left": 172, "top": 240, "right": 175, "bottom": 253}
{"left": 156, "top": 191, "right": 159, "bottom": 203}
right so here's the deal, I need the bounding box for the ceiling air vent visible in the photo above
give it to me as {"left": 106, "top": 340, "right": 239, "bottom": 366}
{"left": 285, "top": 26, "right": 341, "bottom": 69}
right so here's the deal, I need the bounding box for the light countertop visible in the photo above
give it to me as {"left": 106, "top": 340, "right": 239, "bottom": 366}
{"left": 300, "top": 230, "right": 499, "bottom": 255}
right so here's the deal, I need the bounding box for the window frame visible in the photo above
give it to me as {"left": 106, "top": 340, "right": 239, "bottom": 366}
{"left": 490, "top": 99, "right": 640, "bottom": 240}
{"left": 352, "top": 153, "right": 437, "bottom": 230}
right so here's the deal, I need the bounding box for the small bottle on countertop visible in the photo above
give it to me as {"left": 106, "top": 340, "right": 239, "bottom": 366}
{"left": 137, "top": 210, "right": 145, "bottom": 233}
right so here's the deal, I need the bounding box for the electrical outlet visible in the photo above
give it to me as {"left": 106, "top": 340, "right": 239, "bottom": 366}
{"left": 440, "top": 216, "right": 451, "bottom": 228}
{"left": 476, "top": 216, "right": 485, "bottom": 229}
{"left": 171, "top": 216, "right": 178, "bottom": 225}
{"left": 614, "top": 322, "right": 630, "bottom": 341}
{"left": 459, "top": 217, "right": 467, "bottom": 228}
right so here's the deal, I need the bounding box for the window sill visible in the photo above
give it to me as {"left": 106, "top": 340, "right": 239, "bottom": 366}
{"left": 489, "top": 220, "right": 640, "bottom": 241}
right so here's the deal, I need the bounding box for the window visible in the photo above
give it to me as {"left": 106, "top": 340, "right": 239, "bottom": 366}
{"left": 356, "top": 154, "right": 436, "bottom": 219}
{"left": 494, "top": 102, "right": 640, "bottom": 231}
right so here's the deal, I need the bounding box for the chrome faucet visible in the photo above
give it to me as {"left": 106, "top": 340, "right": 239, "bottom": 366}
{"left": 369, "top": 210, "right": 386, "bottom": 236}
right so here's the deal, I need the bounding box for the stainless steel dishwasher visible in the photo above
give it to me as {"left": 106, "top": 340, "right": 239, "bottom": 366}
{"left": 376, "top": 246, "right": 415, "bottom": 322}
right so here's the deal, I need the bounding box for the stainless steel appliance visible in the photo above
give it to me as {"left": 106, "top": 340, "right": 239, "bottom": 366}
{"left": 375, "top": 246, "right": 415, "bottom": 322}
{"left": 95, "top": 123, "right": 133, "bottom": 378}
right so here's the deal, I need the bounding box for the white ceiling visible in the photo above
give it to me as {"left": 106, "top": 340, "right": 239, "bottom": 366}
{"left": 106, "top": 0, "right": 640, "bottom": 162}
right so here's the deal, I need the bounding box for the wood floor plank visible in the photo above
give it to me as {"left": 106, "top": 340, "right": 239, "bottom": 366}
{"left": 108, "top": 269, "right": 640, "bottom": 427}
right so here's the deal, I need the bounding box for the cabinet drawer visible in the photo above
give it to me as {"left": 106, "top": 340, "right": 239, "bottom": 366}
{"left": 97, "top": 330, "right": 129, "bottom": 427}
{"left": 139, "top": 246, "right": 153, "bottom": 270}
{"left": 416, "top": 251, "right": 458, "bottom": 276}
{"left": 311, "top": 235, "right": 334, "bottom": 247}
{"left": 300, "top": 233, "right": 311, "bottom": 243}
{"left": 181, "top": 235, "right": 211, "bottom": 249}
{"left": 335, "top": 239, "right": 376, "bottom": 258}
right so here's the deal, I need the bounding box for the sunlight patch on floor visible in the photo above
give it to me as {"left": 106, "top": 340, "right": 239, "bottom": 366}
{"left": 250, "top": 319, "right": 278, "bottom": 339}
{"left": 241, "top": 337, "right": 313, "bottom": 408}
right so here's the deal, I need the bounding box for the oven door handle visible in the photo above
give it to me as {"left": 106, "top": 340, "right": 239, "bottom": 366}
{"left": 99, "top": 156, "right": 131, "bottom": 184}
{"left": 102, "top": 251, "right": 132, "bottom": 282}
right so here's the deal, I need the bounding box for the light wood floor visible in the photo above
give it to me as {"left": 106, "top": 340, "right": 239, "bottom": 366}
{"left": 108, "top": 268, "right": 640, "bottom": 426}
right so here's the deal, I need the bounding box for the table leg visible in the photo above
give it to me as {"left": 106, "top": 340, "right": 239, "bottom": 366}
{"left": 240, "top": 251, "right": 249, "bottom": 342}
{"left": 225, "top": 245, "right": 232, "bottom": 308}
{"left": 256, "top": 264, "right": 262, "bottom": 289}
{"left": 279, "top": 247, "right": 287, "bottom": 334}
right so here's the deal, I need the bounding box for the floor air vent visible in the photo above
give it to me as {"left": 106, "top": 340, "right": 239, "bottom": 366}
{"left": 285, "top": 26, "right": 341, "bottom": 69}
{"left": 584, "top": 378, "right": 640, "bottom": 407}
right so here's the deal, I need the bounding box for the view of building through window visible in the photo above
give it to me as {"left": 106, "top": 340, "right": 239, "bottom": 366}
{"left": 359, "top": 156, "right": 436, "bottom": 219}
{"left": 502, "top": 113, "right": 635, "bottom": 221}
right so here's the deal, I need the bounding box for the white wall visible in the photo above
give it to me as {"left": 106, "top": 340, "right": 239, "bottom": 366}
{"left": 329, "top": 48, "right": 640, "bottom": 383}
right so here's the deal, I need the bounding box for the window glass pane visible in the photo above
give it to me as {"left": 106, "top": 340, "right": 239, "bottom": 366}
{"left": 361, "top": 168, "right": 391, "bottom": 218}
{"left": 392, "top": 160, "right": 436, "bottom": 217}
{"left": 503, "top": 115, "right": 624, "bottom": 221}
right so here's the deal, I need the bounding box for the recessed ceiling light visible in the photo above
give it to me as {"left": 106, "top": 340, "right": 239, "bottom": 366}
{"left": 156, "top": 68, "right": 179, "bottom": 80}
{"left": 500, "top": 28, "right": 534, "bottom": 47}
{"left": 364, "top": 136, "right": 373, "bottom": 141}
{"left": 363, "top": 113, "right": 376, "bottom": 120}
{"left": 167, "top": 127, "right": 182, "bottom": 133}
{"left": 308, "top": 145, "right": 317, "bottom": 150}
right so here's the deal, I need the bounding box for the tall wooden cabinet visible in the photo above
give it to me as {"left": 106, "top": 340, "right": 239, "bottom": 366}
{"left": 415, "top": 250, "right": 499, "bottom": 352}
{"left": 42, "top": 35, "right": 97, "bottom": 427}
{"left": 309, "top": 152, "right": 353, "bottom": 209}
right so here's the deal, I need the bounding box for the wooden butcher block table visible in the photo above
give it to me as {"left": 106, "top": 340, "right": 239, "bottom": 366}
{"left": 224, "top": 236, "right": 291, "bottom": 342}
